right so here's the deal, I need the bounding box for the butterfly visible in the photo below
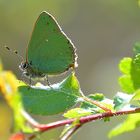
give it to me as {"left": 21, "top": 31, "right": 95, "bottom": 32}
{"left": 19, "top": 11, "right": 77, "bottom": 84}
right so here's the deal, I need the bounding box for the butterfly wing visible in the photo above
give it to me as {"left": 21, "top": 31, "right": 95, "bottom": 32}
{"left": 27, "top": 11, "right": 77, "bottom": 75}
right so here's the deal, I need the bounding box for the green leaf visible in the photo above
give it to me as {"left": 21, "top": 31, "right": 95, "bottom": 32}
{"left": 118, "top": 54, "right": 140, "bottom": 94}
{"left": 133, "top": 42, "right": 140, "bottom": 55}
{"left": 19, "top": 73, "right": 81, "bottom": 115}
{"left": 119, "top": 57, "right": 132, "bottom": 74}
{"left": 108, "top": 114, "right": 140, "bottom": 138}
{"left": 133, "top": 54, "right": 140, "bottom": 69}
{"left": 114, "top": 92, "right": 133, "bottom": 110}
{"left": 119, "top": 46, "right": 140, "bottom": 94}
{"left": 59, "top": 72, "right": 80, "bottom": 95}
{"left": 88, "top": 93, "right": 105, "bottom": 101}
{"left": 118, "top": 57, "right": 135, "bottom": 94}
{"left": 63, "top": 108, "right": 93, "bottom": 119}
{"left": 118, "top": 75, "right": 134, "bottom": 94}
{"left": 132, "top": 89, "right": 140, "bottom": 102}
{"left": 131, "top": 54, "right": 140, "bottom": 90}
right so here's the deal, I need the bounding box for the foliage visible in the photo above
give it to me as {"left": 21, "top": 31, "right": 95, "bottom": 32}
{"left": 1, "top": 42, "right": 140, "bottom": 139}
{"left": 19, "top": 73, "right": 81, "bottom": 115}
{"left": 1, "top": 7, "right": 140, "bottom": 138}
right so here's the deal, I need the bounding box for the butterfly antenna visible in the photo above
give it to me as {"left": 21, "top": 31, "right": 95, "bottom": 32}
{"left": 4, "top": 46, "right": 24, "bottom": 61}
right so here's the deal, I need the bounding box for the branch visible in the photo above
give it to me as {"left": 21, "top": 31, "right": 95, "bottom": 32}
{"left": 60, "top": 124, "right": 82, "bottom": 140}
{"left": 23, "top": 107, "right": 140, "bottom": 133}
{"left": 82, "top": 96, "right": 112, "bottom": 112}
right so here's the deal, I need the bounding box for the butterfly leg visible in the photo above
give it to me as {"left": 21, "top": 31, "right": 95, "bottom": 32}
{"left": 26, "top": 76, "right": 32, "bottom": 90}
{"left": 20, "top": 72, "right": 29, "bottom": 85}
{"left": 45, "top": 75, "right": 52, "bottom": 88}
{"left": 20, "top": 72, "right": 25, "bottom": 83}
{"left": 29, "top": 76, "right": 32, "bottom": 86}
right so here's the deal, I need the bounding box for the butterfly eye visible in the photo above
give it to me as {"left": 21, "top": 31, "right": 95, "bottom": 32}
{"left": 22, "top": 63, "right": 28, "bottom": 69}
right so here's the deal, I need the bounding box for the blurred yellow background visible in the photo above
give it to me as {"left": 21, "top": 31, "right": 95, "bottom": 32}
{"left": 1, "top": 0, "right": 140, "bottom": 140}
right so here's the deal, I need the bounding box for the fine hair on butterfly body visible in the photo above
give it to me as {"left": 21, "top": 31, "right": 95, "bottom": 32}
{"left": 19, "top": 11, "right": 77, "bottom": 84}
{"left": 19, "top": 61, "right": 45, "bottom": 79}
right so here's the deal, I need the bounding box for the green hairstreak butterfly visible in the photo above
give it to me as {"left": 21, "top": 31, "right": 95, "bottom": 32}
{"left": 19, "top": 11, "right": 77, "bottom": 83}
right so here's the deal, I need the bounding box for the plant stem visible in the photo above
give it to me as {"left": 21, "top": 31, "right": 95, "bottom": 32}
{"left": 23, "top": 107, "right": 140, "bottom": 132}
{"left": 81, "top": 96, "right": 112, "bottom": 112}
{"left": 60, "top": 124, "right": 82, "bottom": 140}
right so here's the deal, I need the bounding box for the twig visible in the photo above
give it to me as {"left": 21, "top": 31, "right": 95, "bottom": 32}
{"left": 60, "top": 124, "right": 82, "bottom": 140}
{"left": 23, "top": 107, "right": 140, "bottom": 132}
{"left": 81, "top": 96, "right": 112, "bottom": 112}
{"left": 21, "top": 110, "right": 39, "bottom": 126}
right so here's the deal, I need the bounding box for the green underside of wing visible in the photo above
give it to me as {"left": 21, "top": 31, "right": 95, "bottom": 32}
{"left": 27, "top": 12, "right": 76, "bottom": 75}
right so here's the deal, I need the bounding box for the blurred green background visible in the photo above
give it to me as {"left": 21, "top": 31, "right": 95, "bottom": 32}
{"left": 1, "top": 0, "right": 140, "bottom": 140}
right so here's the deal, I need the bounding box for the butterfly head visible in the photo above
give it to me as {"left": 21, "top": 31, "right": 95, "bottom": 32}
{"left": 19, "top": 61, "right": 29, "bottom": 71}
{"left": 19, "top": 61, "right": 46, "bottom": 80}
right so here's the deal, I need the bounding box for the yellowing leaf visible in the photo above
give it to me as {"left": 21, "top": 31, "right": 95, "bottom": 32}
{"left": 0, "top": 71, "right": 18, "bottom": 106}
{"left": 0, "top": 59, "right": 3, "bottom": 72}
{"left": 0, "top": 70, "right": 33, "bottom": 133}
